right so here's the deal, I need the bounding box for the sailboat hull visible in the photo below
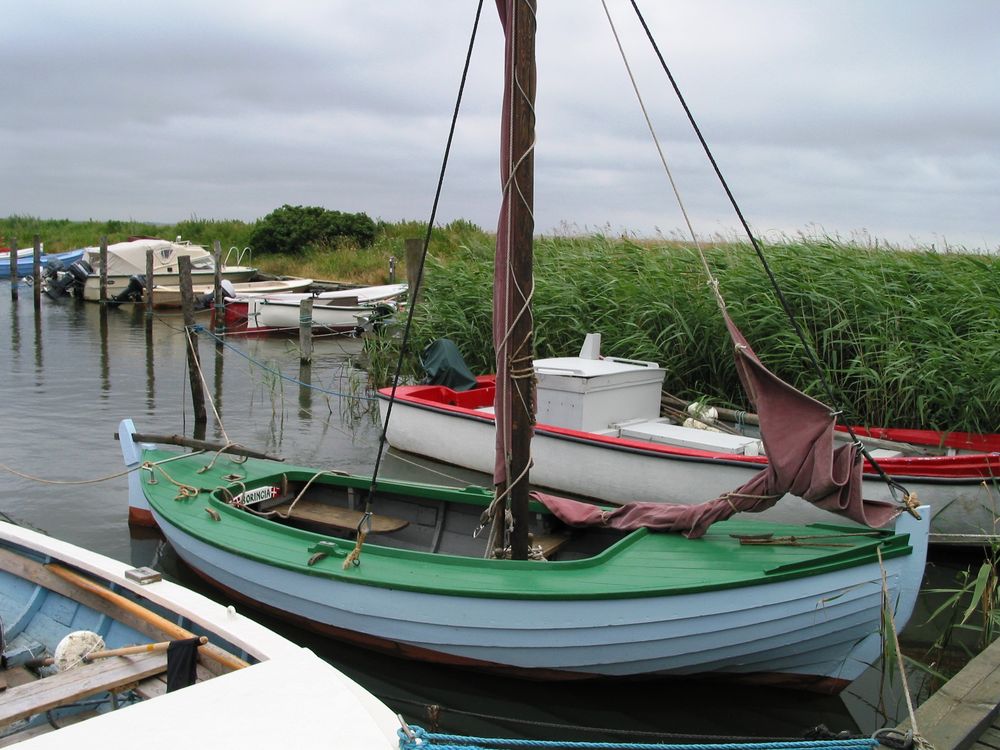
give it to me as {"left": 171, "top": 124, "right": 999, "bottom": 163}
{"left": 120, "top": 419, "right": 929, "bottom": 693}
{"left": 377, "top": 383, "right": 999, "bottom": 546}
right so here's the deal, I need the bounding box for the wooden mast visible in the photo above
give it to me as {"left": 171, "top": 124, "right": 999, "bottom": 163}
{"left": 505, "top": 0, "right": 536, "bottom": 560}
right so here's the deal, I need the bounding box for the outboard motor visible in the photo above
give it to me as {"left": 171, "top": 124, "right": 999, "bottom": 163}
{"left": 109, "top": 274, "right": 146, "bottom": 306}
{"left": 194, "top": 279, "right": 237, "bottom": 310}
{"left": 44, "top": 258, "right": 93, "bottom": 298}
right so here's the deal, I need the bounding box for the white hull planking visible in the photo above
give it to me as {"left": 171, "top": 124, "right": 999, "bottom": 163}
{"left": 378, "top": 397, "right": 997, "bottom": 544}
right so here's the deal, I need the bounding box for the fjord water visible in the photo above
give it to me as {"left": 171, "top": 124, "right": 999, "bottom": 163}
{"left": 0, "top": 288, "right": 947, "bottom": 740}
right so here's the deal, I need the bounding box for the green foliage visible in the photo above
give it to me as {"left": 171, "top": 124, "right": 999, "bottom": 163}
{"left": 248, "top": 204, "right": 376, "bottom": 255}
{"left": 0, "top": 214, "right": 254, "bottom": 253}
{"left": 409, "top": 234, "right": 1000, "bottom": 434}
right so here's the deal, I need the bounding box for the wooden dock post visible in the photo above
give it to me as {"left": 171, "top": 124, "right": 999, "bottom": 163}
{"left": 99, "top": 236, "right": 109, "bottom": 303}
{"left": 405, "top": 238, "right": 422, "bottom": 306}
{"left": 8, "top": 237, "right": 18, "bottom": 300}
{"left": 178, "top": 255, "right": 207, "bottom": 425}
{"left": 213, "top": 240, "right": 225, "bottom": 335}
{"left": 299, "top": 298, "right": 314, "bottom": 364}
{"left": 32, "top": 236, "right": 42, "bottom": 309}
{"left": 145, "top": 248, "right": 154, "bottom": 317}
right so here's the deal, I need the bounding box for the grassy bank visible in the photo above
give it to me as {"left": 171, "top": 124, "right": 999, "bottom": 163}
{"left": 410, "top": 233, "right": 1000, "bottom": 434}
{"left": 4, "top": 214, "right": 997, "bottom": 433}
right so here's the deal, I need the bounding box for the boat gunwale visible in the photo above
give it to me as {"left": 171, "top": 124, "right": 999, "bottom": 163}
{"left": 376, "top": 382, "right": 1000, "bottom": 480}
{"left": 140, "top": 448, "right": 915, "bottom": 601}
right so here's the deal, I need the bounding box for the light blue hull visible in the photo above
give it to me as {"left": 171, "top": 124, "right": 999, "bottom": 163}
{"left": 151, "top": 505, "right": 927, "bottom": 686}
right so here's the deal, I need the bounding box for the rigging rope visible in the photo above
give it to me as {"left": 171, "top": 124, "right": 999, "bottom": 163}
{"left": 358, "top": 0, "right": 487, "bottom": 568}
{"left": 625, "top": 0, "right": 911, "bottom": 508}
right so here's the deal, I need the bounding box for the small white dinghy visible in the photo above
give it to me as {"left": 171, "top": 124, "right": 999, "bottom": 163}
{"left": 0, "top": 521, "right": 398, "bottom": 748}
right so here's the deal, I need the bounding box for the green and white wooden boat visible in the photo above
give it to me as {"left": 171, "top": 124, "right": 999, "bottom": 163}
{"left": 119, "top": 419, "right": 928, "bottom": 693}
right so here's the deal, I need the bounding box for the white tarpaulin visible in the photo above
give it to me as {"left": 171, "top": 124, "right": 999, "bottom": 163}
{"left": 83, "top": 239, "right": 215, "bottom": 276}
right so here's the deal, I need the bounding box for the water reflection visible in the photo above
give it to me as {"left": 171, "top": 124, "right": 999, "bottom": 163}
{"left": 298, "top": 361, "right": 313, "bottom": 420}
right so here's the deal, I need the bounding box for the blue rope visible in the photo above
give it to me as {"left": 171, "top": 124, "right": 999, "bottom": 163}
{"left": 191, "top": 325, "right": 378, "bottom": 402}
{"left": 398, "top": 727, "right": 878, "bottom": 750}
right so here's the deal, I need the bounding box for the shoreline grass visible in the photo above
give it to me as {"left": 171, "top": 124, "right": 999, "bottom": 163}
{"left": 4, "top": 214, "right": 997, "bottom": 433}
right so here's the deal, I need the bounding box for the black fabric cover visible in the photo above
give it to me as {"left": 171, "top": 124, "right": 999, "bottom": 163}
{"left": 166, "top": 637, "right": 201, "bottom": 692}
{"left": 420, "top": 339, "right": 477, "bottom": 391}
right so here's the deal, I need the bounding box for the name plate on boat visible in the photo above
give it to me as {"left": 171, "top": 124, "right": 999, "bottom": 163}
{"left": 229, "top": 486, "right": 280, "bottom": 507}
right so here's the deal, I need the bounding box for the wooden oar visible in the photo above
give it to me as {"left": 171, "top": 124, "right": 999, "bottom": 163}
{"left": 83, "top": 636, "right": 208, "bottom": 662}
{"left": 45, "top": 564, "right": 248, "bottom": 671}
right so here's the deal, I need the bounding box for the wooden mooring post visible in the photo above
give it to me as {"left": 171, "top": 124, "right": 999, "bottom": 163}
{"left": 99, "top": 236, "right": 109, "bottom": 303}
{"left": 299, "top": 298, "right": 313, "bottom": 364}
{"left": 145, "top": 248, "right": 154, "bottom": 318}
{"left": 8, "top": 237, "right": 18, "bottom": 300}
{"left": 405, "top": 238, "right": 422, "bottom": 307}
{"left": 213, "top": 240, "right": 225, "bottom": 335}
{"left": 178, "top": 255, "right": 207, "bottom": 425}
{"left": 32, "top": 236, "right": 42, "bottom": 309}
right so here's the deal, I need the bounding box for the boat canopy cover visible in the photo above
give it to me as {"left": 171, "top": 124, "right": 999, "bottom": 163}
{"left": 537, "top": 311, "right": 902, "bottom": 537}
{"left": 83, "top": 239, "right": 215, "bottom": 276}
{"left": 421, "top": 339, "right": 478, "bottom": 392}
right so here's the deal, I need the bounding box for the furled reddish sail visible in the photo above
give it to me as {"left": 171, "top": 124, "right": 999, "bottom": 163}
{"left": 537, "top": 311, "right": 902, "bottom": 537}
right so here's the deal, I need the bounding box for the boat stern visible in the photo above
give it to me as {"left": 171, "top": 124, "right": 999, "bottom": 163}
{"left": 119, "top": 419, "right": 158, "bottom": 527}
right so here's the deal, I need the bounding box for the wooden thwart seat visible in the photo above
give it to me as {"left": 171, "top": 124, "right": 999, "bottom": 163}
{"left": 269, "top": 498, "right": 409, "bottom": 534}
{"left": 530, "top": 532, "right": 571, "bottom": 559}
{"left": 0, "top": 652, "right": 168, "bottom": 728}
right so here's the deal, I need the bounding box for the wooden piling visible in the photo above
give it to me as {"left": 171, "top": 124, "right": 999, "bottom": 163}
{"left": 9, "top": 237, "right": 18, "bottom": 300}
{"left": 99, "top": 236, "right": 109, "bottom": 303}
{"left": 32, "top": 236, "right": 42, "bottom": 308}
{"left": 299, "top": 298, "right": 314, "bottom": 364}
{"left": 178, "top": 255, "right": 207, "bottom": 424}
{"left": 405, "top": 238, "right": 422, "bottom": 306}
{"left": 145, "top": 248, "right": 154, "bottom": 317}
{"left": 213, "top": 240, "right": 225, "bottom": 335}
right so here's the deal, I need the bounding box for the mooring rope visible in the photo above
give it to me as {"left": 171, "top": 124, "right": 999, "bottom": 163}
{"left": 185, "top": 323, "right": 231, "bottom": 445}
{"left": 397, "top": 724, "right": 880, "bottom": 750}
{"left": 873, "top": 548, "right": 934, "bottom": 750}
{"left": 194, "top": 325, "right": 379, "bottom": 402}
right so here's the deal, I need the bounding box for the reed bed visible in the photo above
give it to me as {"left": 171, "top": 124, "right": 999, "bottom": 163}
{"left": 410, "top": 235, "right": 1000, "bottom": 434}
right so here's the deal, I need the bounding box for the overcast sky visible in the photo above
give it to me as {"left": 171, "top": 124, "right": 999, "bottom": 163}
{"left": 2, "top": 1, "right": 997, "bottom": 250}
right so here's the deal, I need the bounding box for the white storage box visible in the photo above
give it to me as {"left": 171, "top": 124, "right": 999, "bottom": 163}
{"left": 533, "top": 354, "right": 665, "bottom": 432}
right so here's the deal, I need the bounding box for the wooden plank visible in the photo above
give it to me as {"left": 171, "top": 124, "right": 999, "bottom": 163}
{"left": 0, "top": 709, "right": 97, "bottom": 747}
{"left": 975, "top": 723, "right": 1000, "bottom": 750}
{"left": 270, "top": 498, "right": 408, "bottom": 533}
{"left": 0, "top": 666, "right": 37, "bottom": 691}
{"left": 133, "top": 661, "right": 216, "bottom": 700}
{"left": 530, "top": 533, "right": 571, "bottom": 559}
{"left": 0, "top": 652, "right": 167, "bottom": 727}
{"left": 894, "top": 637, "right": 1000, "bottom": 750}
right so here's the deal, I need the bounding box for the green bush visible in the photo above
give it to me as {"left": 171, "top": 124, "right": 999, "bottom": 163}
{"left": 249, "top": 204, "right": 376, "bottom": 254}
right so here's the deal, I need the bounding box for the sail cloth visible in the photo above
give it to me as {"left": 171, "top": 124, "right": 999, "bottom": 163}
{"left": 536, "top": 311, "right": 902, "bottom": 538}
